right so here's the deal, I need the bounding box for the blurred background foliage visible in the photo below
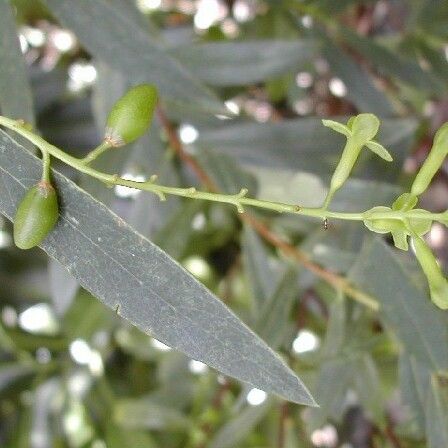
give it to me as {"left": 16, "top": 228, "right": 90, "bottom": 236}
{"left": 0, "top": 0, "right": 448, "bottom": 447}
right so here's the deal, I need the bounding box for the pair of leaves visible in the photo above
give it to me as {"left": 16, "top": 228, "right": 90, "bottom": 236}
{"left": 322, "top": 116, "right": 393, "bottom": 162}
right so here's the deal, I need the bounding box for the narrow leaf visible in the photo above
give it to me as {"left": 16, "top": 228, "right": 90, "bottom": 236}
{"left": 242, "top": 224, "right": 277, "bottom": 310}
{"left": 307, "top": 359, "right": 353, "bottom": 430}
{"left": 0, "top": 130, "right": 315, "bottom": 406}
{"left": 0, "top": 0, "right": 34, "bottom": 124}
{"left": 350, "top": 238, "right": 448, "bottom": 370}
{"left": 399, "top": 352, "right": 430, "bottom": 433}
{"left": 341, "top": 29, "right": 443, "bottom": 93}
{"left": 255, "top": 269, "right": 298, "bottom": 349}
{"left": 45, "top": 0, "right": 226, "bottom": 115}
{"left": 426, "top": 376, "right": 448, "bottom": 448}
{"left": 196, "top": 117, "right": 416, "bottom": 178}
{"left": 209, "top": 401, "right": 271, "bottom": 448}
{"left": 173, "top": 40, "right": 314, "bottom": 86}
{"left": 322, "top": 39, "right": 395, "bottom": 116}
{"left": 114, "top": 397, "right": 190, "bottom": 430}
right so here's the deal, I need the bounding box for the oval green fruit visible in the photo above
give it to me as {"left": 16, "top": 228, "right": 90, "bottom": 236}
{"left": 105, "top": 84, "right": 158, "bottom": 147}
{"left": 13, "top": 181, "right": 59, "bottom": 249}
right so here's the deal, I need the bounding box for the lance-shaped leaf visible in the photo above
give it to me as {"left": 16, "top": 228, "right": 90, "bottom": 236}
{"left": 350, "top": 238, "right": 448, "bottom": 370}
{"left": 0, "top": 0, "right": 34, "bottom": 124}
{"left": 172, "top": 40, "right": 314, "bottom": 86}
{"left": 45, "top": 0, "right": 226, "bottom": 115}
{"left": 0, "top": 130, "right": 315, "bottom": 406}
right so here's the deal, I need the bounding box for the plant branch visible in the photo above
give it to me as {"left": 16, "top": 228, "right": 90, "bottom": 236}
{"left": 0, "top": 116, "right": 443, "bottom": 224}
{"left": 154, "top": 108, "right": 381, "bottom": 311}
{"left": 4, "top": 112, "right": 442, "bottom": 311}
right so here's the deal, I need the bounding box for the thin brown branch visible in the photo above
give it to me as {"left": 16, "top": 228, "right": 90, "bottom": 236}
{"left": 157, "top": 107, "right": 216, "bottom": 190}
{"left": 277, "top": 402, "right": 289, "bottom": 448}
{"left": 156, "top": 105, "right": 379, "bottom": 311}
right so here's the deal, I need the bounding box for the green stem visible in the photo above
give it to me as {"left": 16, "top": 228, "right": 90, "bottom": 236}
{"left": 41, "top": 150, "right": 51, "bottom": 182}
{"left": 82, "top": 140, "right": 113, "bottom": 165}
{"left": 0, "top": 115, "right": 445, "bottom": 225}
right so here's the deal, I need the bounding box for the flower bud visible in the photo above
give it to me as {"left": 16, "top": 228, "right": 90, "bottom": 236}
{"left": 105, "top": 84, "right": 158, "bottom": 147}
{"left": 13, "top": 181, "right": 59, "bottom": 249}
{"left": 411, "top": 122, "right": 448, "bottom": 197}
{"left": 412, "top": 236, "right": 448, "bottom": 309}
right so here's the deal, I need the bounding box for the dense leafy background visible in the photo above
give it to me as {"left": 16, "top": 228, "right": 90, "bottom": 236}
{"left": 0, "top": 0, "right": 448, "bottom": 447}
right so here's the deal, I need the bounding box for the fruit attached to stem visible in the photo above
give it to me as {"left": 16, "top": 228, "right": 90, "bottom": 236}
{"left": 13, "top": 181, "right": 59, "bottom": 249}
{"left": 104, "top": 84, "right": 158, "bottom": 147}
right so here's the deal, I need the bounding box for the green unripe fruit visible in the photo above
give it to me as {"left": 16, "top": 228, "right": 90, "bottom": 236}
{"left": 105, "top": 84, "right": 158, "bottom": 147}
{"left": 412, "top": 236, "right": 448, "bottom": 309}
{"left": 411, "top": 122, "right": 448, "bottom": 197}
{"left": 13, "top": 181, "right": 59, "bottom": 249}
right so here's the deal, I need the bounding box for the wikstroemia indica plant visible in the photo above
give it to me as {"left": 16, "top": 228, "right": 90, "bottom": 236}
{"left": 1, "top": 84, "right": 447, "bottom": 309}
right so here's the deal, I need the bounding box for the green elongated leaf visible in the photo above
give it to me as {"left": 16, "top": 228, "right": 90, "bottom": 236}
{"left": 44, "top": 0, "right": 225, "bottom": 115}
{"left": 154, "top": 200, "right": 205, "bottom": 259}
{"left": 313, "top": 0, "right": 372, "bottom": 14}
{"left": 340, "top": 29, "right": 443, "bottom": 93}
{"left": 354, "top": 355, "right": 383, "bottom": 423}
{"left": 307, "top": 358, "right": 353, "bottom": 431}
{"left": 242, "top": 225, "right": 277, "bottom": 310}
{"left": 413, "top": 39, "right": 448, "bottom": 84}
{"left": 412, "top": 0, "right": 448, "bottom": 39}
{"left": 209, "top": 401, "right": 271, "bottom": 448}
{"left": 106, "top": 0, "right": 160, "bottom": 38}
{"left": 10, "top": 405, "right": 32, "bottom": 448}
{"left": 399, "top": 353, "right": 430, "bottom": 433}
{"left": 0, "top": 130, "right": 315, "bottom": 406}
{"left": 63, "top": 290, "right": 114, "bottom": 340}
{"left": 319, "top": 296, "right": 346, "bottom": 358}
{"left": 114, "top": 397, "right": 190, "bottom": 430}
{"left": 255, "top": 269, "right": 298, "bottom": 349}
{"left": 197, "top": 148, "right": 258, "bottom": 195}
{"left": 426, "top": 376, "right": 448, "bottom": 448}
{"left": 322, "top": 40, "right": 395, "bottom": 116}
{"left": 104, "top": 423, "right": 157, "bottom": 448}
{"left": 0, "top": 363, "right": 35, "bottom": 394}
{"left": 31, "top": 379, "right": 61, "bottom": 448}
{"left": 350, "top": 238, "right": 448, "bottom": 370}
{"left": 0, "top": 0, "right": 34, "bottom": 125}
{"left": 173, "top": 40, "right": 314, "bottom": 86}
{"left": 196, "top": 118, "right": 417, "bottom": 178}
